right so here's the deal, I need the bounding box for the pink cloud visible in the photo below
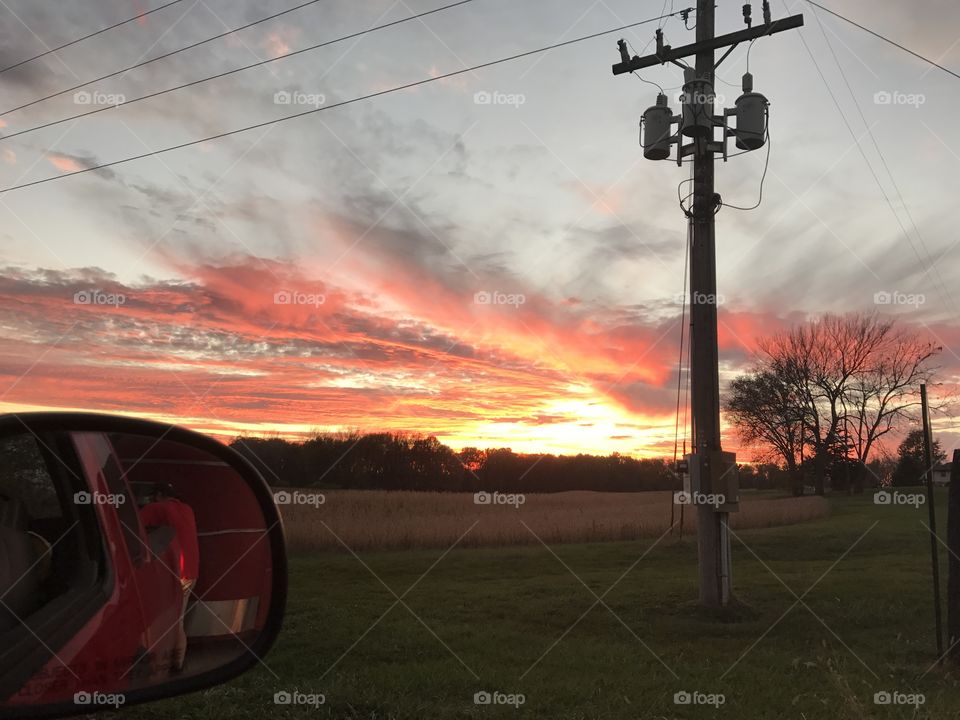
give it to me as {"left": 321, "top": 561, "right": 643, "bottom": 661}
{"left": 47, "top": 153, "right": 83, "bottom": 173}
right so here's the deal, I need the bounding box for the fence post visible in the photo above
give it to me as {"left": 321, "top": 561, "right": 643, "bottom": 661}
{"left": 948, "top": 449, "right": 960, "bottom": 661}
{"left": 922, "top": 383, "right": 943, "bottom": 659}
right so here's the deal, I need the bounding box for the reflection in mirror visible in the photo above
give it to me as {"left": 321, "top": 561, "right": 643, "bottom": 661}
{"left": 0, "top": 428, "right": 275, "bottom": 713}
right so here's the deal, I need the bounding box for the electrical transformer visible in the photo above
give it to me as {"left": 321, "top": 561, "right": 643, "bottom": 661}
{"left": 681, "top": 70, "right": 714, "bottom": 139}
{"left": 641, "top": 93, "right": 673, "bottom": 160}
{"left": 734, "top": 72, "right": 768, "bottom": 150}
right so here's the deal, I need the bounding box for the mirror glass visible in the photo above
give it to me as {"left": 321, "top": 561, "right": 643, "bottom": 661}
{"left": 0, "top": 428, "right": 276, "bottom": 712}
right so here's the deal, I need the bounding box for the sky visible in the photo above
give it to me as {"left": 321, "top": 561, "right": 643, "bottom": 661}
{"left": 0, "top": 0, "right": 958, "bottom": 458}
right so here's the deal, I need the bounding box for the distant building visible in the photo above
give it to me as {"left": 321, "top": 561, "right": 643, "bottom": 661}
{"left": 932, "top": 463, "right": 952, "bottom": 486}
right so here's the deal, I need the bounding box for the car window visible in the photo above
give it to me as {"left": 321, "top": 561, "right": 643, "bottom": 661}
{"left": 72, "top": 433, "right": 144, "bottom": 566}
{"left": 0, "top": 430, "right": 116, "bottom": 704}
{"left": 0, "top": 433, "right": 60, "bottom": 521}
{"left": 0, "top": 430, "right": 107, "bottom": 635}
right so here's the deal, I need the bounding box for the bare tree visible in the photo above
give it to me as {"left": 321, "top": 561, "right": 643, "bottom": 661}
{"left": 841, "top": 327, "right": 939, "bottom": 488}
{"left": 727, "top": 369, "right": 806, "bottom": 494}
{"left": 726, "top": 313, "right": 940, "bottom": 494}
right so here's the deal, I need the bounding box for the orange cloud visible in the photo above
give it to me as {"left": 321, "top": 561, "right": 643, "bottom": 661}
{"left": 262, "top": 27, "right": 298, "bottom": 59}
{"left": 0, "top": 258, "right": 685, "bottom": 454}
{"left": 0, "top": 258, "right": 952, "bottom": 459}
{"left": 572, "top": 183, "right": 625, "bottom": 215}
{"left": 47, "top": 153, "right": 83, "bottom": 173}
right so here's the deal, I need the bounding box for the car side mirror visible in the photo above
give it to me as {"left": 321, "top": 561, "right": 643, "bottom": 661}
{"left": 0, "top": 413, "right": 286, "bottom": 718}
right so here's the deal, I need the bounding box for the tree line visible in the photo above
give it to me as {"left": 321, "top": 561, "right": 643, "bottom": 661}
{"left": 726, "top": 313, "right": 941, "bottom": 495}
{"left": 229, "top": 432, "right": 681, "bottom": 492}
{"left": 229, "top": 432, "right": 805, "bottom": 494}
{"left": 229, "top": 314, "right": 941, "bottom": 496}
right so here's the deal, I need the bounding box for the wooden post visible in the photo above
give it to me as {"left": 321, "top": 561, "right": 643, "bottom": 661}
{"left": 921, "top": 384, "right": 943, "bottom": 659}
{"left": 679, "top": 494, "right": 685, "bottom": 541}
{"left": 670, "top": 481, "right": 676, "bottom": 533}
{"left": 948, "top": 449, "right": 960, "bottom": 661}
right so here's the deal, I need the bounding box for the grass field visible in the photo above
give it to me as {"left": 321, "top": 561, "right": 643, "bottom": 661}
{"left": 280, "top": 489, "right": 831, "bottom": 552}
{"left": 118, "top": 490, "right": 960, "bottom": 719}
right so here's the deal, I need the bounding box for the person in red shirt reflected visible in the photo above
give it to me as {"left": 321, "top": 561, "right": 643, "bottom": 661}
{"left": 139, "top": 484, "right": 199, "bottom": 673}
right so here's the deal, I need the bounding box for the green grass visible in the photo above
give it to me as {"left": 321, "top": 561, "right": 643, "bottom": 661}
{"left": 120, "top": 491, "right": 960, "bottom": 719}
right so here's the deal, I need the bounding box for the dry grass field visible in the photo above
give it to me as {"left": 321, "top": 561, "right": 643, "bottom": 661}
{"left": 277, "top": 489, "right": 830, "bottom": 553}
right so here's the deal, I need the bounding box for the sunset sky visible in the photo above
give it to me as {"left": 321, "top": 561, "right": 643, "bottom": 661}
{"left": 0, "top": 0, "right": 959, "bottom": 458}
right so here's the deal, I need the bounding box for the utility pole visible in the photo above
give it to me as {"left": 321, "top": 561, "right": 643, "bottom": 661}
{"left": 612, "top": 1, "right": 803, "bottom": 608}
{"left": 689, "top": 0, "right": 727, "bottom": 610}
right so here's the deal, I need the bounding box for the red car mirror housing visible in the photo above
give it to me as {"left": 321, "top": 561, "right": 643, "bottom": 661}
{"left": 0, "top": 412, "right": 287, "bottom": 719}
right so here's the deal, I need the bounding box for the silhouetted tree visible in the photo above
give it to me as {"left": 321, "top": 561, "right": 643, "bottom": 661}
{"left": 892, "top": 428, "right": 944, "bottom": 487}
{"left": 726, "top": 313, "right": 939, "bottom": 494}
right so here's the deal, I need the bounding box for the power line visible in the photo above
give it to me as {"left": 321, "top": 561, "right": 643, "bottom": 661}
{"left": 805, "top": 0, "right": 960, "bottom": 82}
{"left": 0, "top": 9, "right": 690, "bottom": 195}
{"left": 671, "top": 211, "right": 690, "bottom": 539}
{"left": 625, "top": 39, "right": 665, "bottom": 93}
{"left": 805, "top": 3, "right": 958, "bottom": 315}
{"left": 678, "top": 218, "right": 693, "bottom": 539}
{"left": 0, "top": 0, "right": 328, "bottom": 117}
{"left": 0, "top": 0, "right": 474, "bottom": 143}
{"left": 658, "top": 0, "right": 673, "bottom": 30}
{"left": 673, "top": 211, "right": 691, "bottom": 469}
{"left": 0, "top": 0, "right": 187, "bottom": 75}
{"left": 631, "top": 69, "right": 664, "bottom": 94}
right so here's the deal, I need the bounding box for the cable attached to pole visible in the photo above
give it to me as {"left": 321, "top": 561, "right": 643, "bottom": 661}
{"left": 720, "top": 108, "right": 771, "bottom": 211}
{"left": 672, "top": 213, "right": 690, "bottom": 484}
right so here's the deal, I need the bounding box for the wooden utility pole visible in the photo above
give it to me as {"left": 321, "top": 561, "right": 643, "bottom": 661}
{"left": 921, "top": 383, "right": 944, "bottom": 658}
{"left": 612, "top": 1, "right": 803, "bottom": 608}
{"left": 688, "top": 0, "right": 728, "bottom": 609}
